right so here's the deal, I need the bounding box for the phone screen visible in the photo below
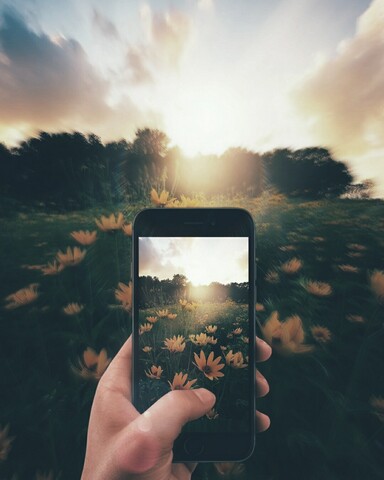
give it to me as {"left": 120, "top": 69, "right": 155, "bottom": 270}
{"left": 136, "top": 235, "right": 251, "bottom": 435}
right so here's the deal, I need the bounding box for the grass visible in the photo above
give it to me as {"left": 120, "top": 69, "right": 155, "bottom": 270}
{"left": 0, "top": 194, "right": 384, "bottom": 479}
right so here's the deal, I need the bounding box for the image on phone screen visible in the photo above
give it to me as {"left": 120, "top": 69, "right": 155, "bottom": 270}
{"left": 136, "top": 236, "right": 250, "bottom": 434}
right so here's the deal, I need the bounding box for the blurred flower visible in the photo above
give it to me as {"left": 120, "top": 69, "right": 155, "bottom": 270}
{"left": 241, "top": 336, "right": 249, "bottom": 344}
{"left": 145, "top": 365, "right": 163, "bottom": 379}
{"left": 255, "top": 303, "right": 265, "bottom": 312}
{"left": 56, "top": 246, "right": 86, "bottom": 267}
{"left": 21, "top": 264, "right": 44, "bottom": 270}
{"left": 72, "top": 347, "right": 111, "bottom": 381}
{"left": 281, "top": 257, "right": 303, "bottom": 274}
{"left": 205, "top": 325, "right": 217, "bottom": 334}
{"left": 168, "top": 372, "right": 197, "bottom": 390}
{"left": 370, "top": 396, "right": 384, "bottom": 423}
{"left": 185, "top": 302, "right": 196, "bottom": 311}
{"left": 338, "top": 264, "right": 359, "bottom": 273}
{"left": 262, "top": 311, "right": 314, "bottom": 356}
{"left": 265, "top": 270, "right": 280, "bottom": 284}
{"left": 311, "top": 326, "right": 332, "bottom": 344}
{"left": 313, "top": 236, "right": 325, "bottom": 243}
{"left": 347, "top": 243, "right": 366, "bottom": 251}
{"left": 0, "top": 424, "right": 14, "bottom": 461}
{"left": 95, "top": 213, "right": 124, "bottom": 231}
{"left": 163, "top": 335, "right": 186, "bottom": 352}
{"left": 347, "top": 251, "right": 363, "bottom": 258}
{"left": 213, "top": 462, "right": 245, "bottom": 477}
{"left": 189, "top": 333, "right": 209, "bottom": 346}
{"left": 305, "top": 280, "right": 332, "bottom": 297}
{"left": 193, "top": 350, "right": 225, "bottom": 380}
{"left": 63, "top": 303, "right": 84, "bottom": 315}
{"left": 225, "top": 350, "right": 248, "bottom": 369}
{"left": 5, "top": 283, "right": 39, "bottom": 309}
{"left": 220, "top": 345, "right": 228, "bottom": 351}
{"left": 146, "top": 316, "right": 158, "bottom": 323}
{"left": 115, "top": 282, "right": 132, "bottom": 311}
{"left": 122, "top": 223, "right": 132, "bottom": 236}
{"left": 70, "top": 230, "right": 97, "bottom": 245}
{"left": 207, "top": 336, "right": 217, "bottom": 345}
{"left": 179, "top": 298, "right": 188, "bottom": 308}
{"left": 167, "top": 313, "right": 177, "bottom": 320}
{"left": 150, "top": 189, "right": 173, "bottom": 207}
{"left": 142, "top": 346, "right": 152, "bottom": 353}
{"left": 346, "top": 314, "right": 365, "bottom": 323}
{"left": 139, "top": 323, "right": 153, "bottom": 335}
{"left": 370, "top": 270, "right": 384, "bottom": 303}
{"left": 206, "top": 408, "right": 219, "bottom": 420}
{"left": 157, "top": 309, "right": 169, "bottom": 317}
{"left": 40, "top": 261, "right": 64, "bottom": 275}
{"left": 279, "top": 245, "right": 297, "bottom": 252}
{"left": 232, "top": 328, "right": 243, "bottom": 335}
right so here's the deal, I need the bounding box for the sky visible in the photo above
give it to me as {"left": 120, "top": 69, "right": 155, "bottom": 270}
{"left": 139, "top": 237, "right": 248, "bottom": 285}
{"left": 0, "top": 0, "right": 383, "bottom": 195}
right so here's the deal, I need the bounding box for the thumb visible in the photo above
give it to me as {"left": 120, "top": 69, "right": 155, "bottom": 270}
{"left": 132, "top": 388, "right": 216, "bottom": 450}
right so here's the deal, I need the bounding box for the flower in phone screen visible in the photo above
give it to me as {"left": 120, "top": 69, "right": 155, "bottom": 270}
{"left": 168, "top": 372, "right": 197, "bottom": 390}
{"left": 193, "top": 350, "right": 225, "bottom": 381}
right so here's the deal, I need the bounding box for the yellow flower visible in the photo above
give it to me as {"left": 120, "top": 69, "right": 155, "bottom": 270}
{"left": 225, "top": 350, "right": 248, "bottom": 369}
{"left": 232, "top": 327, "right": 243, "bottom": 335}
{"left": 63, "top": 303, "right": 84, "bottom": 315}
{"left": 313, "top": 236, "right": 325, "bottom": 243}
{"left": 370, "top": 270, "right": 384, "bottom": 303}
{"left": 206, "top": 408, "right": 219, "bottom": 420}
{"left": 0, "top": 424, "right": 14, "bottom": 461}
{"left": 262, "top": 311, "right": 314, "bottom": 356}
{"left": 220, "top": 345, "right": 228, "bottom": 351}
{"left": 185, "top": 302, "right": 196, "bottom": 311}
{"left": 347, "top": 243, "right": 366, "bottom": 251}
{"left": 146, "top": 316, "right": 158, "bottom": 323}
{"left": 193, "top": 350, "right": 225, "bottom": 380}
{"left": 157, "top": 309, "right": 169, "bottom": 317}
{"left": 338, "top": 264, "right": 359, "bottom": 273}
{"left": 40, "top": 260, "right": 64, "bottom": 275}
{"left": 115, "top": 282, "right": 132, "bottom": 311}
{"left": 56, "top": 246, "right": 86, "bottom": 267}
{"left": 207, "top": 335, "right": 217, "bottom": 345}
{"left": 279, "top": 245, "right": 297, "bottom": 252}
{"left": 281, "top": 257, "right": 303, "bottom": 274}
{"left": 241, "top": 336, "right": 249, "bottom": 344}
{"left": 142, "top": 346, "right": 152, "bottom": 353}
{"left": 5, "top": 283, "right": 39, "bottom": 309}
{"left": 189, "top": 333, "right": 209, "bottom": 346}
{"left": 311, "top": 325, "right": 332, "bottom": 344}
{"left": 346, "top": 314, "right": 365, "bottom": 323}
{"left": 205, "top": 325, "right": 217, "bottom": 334}
{"left": 70, "top": 230, "right": 97, "bottom": 245}
{"left": 305, "top": 280, "right": 332, "bottom": 297}
{"left": 370, "top": 396, "right": 384, "bottom": 423}
{"left": 265, "top": 270, "right": 280, "bottom": 284}
{"left": 163, "top": 335, "right": 186, "bottom": 352}
{"left": 167, "top": 312, "right": 177, "bottom": 320}
{"left": 150, "top": 188, "right": 173, "bottom": 207}
{"left": 139, "top": 323, "right": 153, "bottom": 335}
{"left": 145, "top": 365, "right": 163, "bottom": 379}
{"left": 122, "top": 223, "right": 132, "bottom": 236}
{"left": 168, "top": 372, "right": 197, "bottom": 390}
{"left": 95, "top": 212, "right": 124, "bottom": 231}
{"left": 256, "top": 303, "right": 265, "bottom": 312}
{"left": 72, "top": 348, "right": 111, "bottom": 381}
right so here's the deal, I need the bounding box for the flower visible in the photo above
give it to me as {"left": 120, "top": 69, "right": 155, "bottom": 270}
{"left": 0, "top": 424, "right": 14, "bottom": 461}
{"left": 72, "top": 348, "right": 111, "bottom": 381}
{"left": 346, "top": 314, "right": 365, "bottom": 323}
{"left": 142, "top": 346, "right": 152, "bottom": 353}
{"left": 150, "top": 189, "right": 173, "bottom": 207}
{"left": 305, "top": 280, "right": 332, "bottom": 297}
{"left": 205, "top": 325, "right": 217, "bottom": 334}
{"left": 279, "top": 245, "right": 297, "bottom": 252}
{"left": 56, "top": 246, "right": 86, "bottom": 267}
{"left": 370, "top": 396, "right": 384, "bottom": 423}
{"left": 281, "top": 257, "right": 303, "bottom": 274}
{"left": 225, "top": 350, "right": 248, "bottom": 369}
{"left": 122, "top": 223, "right": 132, "bottom": 236}
{"left": 313, "top": 236, "right": 325, "bottom": 243}
{"left": 163, "top": 335, "right": 186, "bottom": 352}
{"left": 115, "top": 282, "right": 132, "bottom": 311}
{"left": 189, "top": 333, "right": 209, "bottom": 346}
{"left": 370, "top": 270, "right": 384, "bottom": 303}
{"left": 241, "top": 336, "right": 249, "bottom": 344}
{"left": 145, "top": 365, "right": 163, "bottom": 379}
{"left": 139, "top": 323, "right": 153, "bottom": 335}
{"left": 70, "top": 230, "right": 97, "bottom": 245}
{"left": 5, "top": 283, "right": 39, "bottom": 309}
{"left": 157, "top": 309, "right": 169, "bottom": 317}
{"left": 338, "top": 264, "right": 359, "bottom": 273}
{"left": 206, "top": 408, "right": 219, "bottom": 420}
{"left": 40, "top": 261, "right": 64, "bottom": 275}
{"left": 265, "top": 270, "right": 280, "bottom": 284}
{"left": 207, "top": 335, "right": 218, "bottom": 345}
{"left": 256, "top": 303, "right": 265, "bottom": 312}
{"left": 168, "top": 372, "right": 197, "bottom": 390}
{"left": 262, "top": 311, "right": 314, "bottom": 356}
{"left": 167, "top": 313, "right": 177, "bottom": 320}
{"left": 179, "top": 298, "right": 188, "bottom": 308}
{"left": 193, "top": 350, "right": 225, "bottom": 380}
{"left": 63, "top": 303, "right": 84, "bottom": 315}
{"left": 232, "top": 327, "right": 242, "bottom": 335}
{"left": 311, "top": 326, "right": 332, "bottom": 344}
{"left": 95, "top": 212, "right": 124, "bottom": 231}
{"left": 146, "top": 316, "right": 158, "bottom": 323}
{"left": 347, "top": 251, "right": 363, "bottom": 258}
{"left": 347, "top": 243, "right": 366, "bottom": 251}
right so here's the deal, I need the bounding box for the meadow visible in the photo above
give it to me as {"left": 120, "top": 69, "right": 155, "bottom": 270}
{"left": 0, "top": 193, "right": 384, "bottom": 479}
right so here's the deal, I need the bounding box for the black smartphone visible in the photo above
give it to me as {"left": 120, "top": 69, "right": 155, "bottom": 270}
{"left": 132, "top": 208, "right": 256, "bottom": 462}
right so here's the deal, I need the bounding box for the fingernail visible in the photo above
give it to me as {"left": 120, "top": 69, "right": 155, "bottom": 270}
{"left": 194, "top": 388, "right": 215, "bottom": 404}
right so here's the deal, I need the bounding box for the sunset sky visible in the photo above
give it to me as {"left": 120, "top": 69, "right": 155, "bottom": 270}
{"left": 139, "top": 237, "right": 248, "bottom": 285}
{"left": 0, "top": 0, "right": 383, "bottom": 194}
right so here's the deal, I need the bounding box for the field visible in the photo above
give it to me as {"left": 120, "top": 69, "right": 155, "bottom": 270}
{"left": 1, "top": 194, "right": 384, "bottom": 479}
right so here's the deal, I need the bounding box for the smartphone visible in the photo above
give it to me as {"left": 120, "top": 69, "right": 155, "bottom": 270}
{"left": 132, "top": 208, "right": 256, "bottom": 462}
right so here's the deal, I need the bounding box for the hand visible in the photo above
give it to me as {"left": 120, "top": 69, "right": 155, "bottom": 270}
{"left": 81, "top": 336, "right": 271, "bottom": 480}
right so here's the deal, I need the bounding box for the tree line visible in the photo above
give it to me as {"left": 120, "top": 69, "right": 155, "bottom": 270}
{"left": 0, "top": 128, "right": 357, "bottom": 211}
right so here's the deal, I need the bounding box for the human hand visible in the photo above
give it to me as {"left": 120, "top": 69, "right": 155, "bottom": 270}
{"left": 81, "top": 336, "right": 271, "bottom": 480}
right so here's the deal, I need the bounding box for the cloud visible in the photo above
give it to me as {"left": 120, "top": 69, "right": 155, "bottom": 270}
{"left": 294, "top": 0, "right": 384, "bottom": 161}
{"left": 92, "top": 9, "right": 119, "bottom": 39}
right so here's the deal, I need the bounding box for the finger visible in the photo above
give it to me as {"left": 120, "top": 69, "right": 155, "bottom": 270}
{"left": 256, "top": 336, "right": 272, "bottom": 362}
{"left": 256, "top": 410, "right": 270, "bottom": 432}
{"left": 98, "top": 335, "right": 132, "bottom": 398}
{"left": 256, "top": 369, "right": 269, "bottom": 397}
{"left": 131, "top": 388, "right": 216, "bottom": 450}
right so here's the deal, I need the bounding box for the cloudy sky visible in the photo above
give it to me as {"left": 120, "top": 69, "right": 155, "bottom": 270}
{"left": 0, "top": 0, "right": 383, "bottom": 194}
{"left": 139, "top": 237, "right": 248, "bottom": 285}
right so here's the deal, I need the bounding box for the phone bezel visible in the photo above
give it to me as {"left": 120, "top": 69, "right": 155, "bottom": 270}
{"left": 132, "top": 207, "right": 256, "bottom": 462}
